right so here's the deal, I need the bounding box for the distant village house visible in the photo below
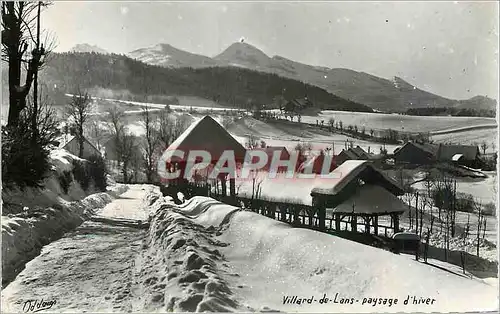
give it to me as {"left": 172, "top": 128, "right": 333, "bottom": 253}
{"left": 55, "top": 134, "right": 101, "bottom": 159}
{"left": 393, "top": 142, "right": 481, "bottom": 167}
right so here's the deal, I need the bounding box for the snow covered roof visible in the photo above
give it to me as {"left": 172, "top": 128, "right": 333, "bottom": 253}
{"left": 331, "top": 184, "right": 407, "bottom": 215}
{"left": 338, "top": 149, "right": 358, "bottom": 160}
{"left": 451, "top": 154, "right": 464, "bottom": 162}
{"left": 350, "top": 146, "right": 370, "bottom": 159}
{"left": 395, "top": 142, "right": 479, "bottom": 161}
{"left": 55, "top": 134, "right": 75, "bottom": 149}
{"left": 166, "top": 115, "right": 247, "bottom": 163}
{"left": 310, "top": 160, "right": 403, "bottom": 197}
{"left": 55, "top": 134, "right": 100, "bottom": 154}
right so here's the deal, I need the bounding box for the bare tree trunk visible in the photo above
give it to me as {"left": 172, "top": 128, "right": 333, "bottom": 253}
{"left": 476, "top": 207, "right": 482, "bottom": 257}
{"left": 424, "top": 228, "right": 430, "bottom": 263}
{"left": 4, "top": 2, "right": 47, "bottom": 127}
{"left": 482, "top": 216, "right": 487, "bottom": 240}
{"left": 445, "top": 204, "right": 449, "bottom": 262}
{"left": 419, "top": 202, "right": 424, "bottom": 238}
{"left": 415, "top": 192, "right": 419, "bottom": 234}
{"left": 31, "top": 2, "right": 42, "bottom": 144}
{"left": 78, "top": 125, "right": 84, "bottom": 158}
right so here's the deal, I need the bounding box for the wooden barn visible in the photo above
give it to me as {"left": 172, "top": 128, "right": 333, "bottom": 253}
{"left": 394, "top": 142, "right": 481, "bottom": 167}
{"left": 253, "top": 146, "right": 291, "bottom": 172}
{"left": 160, "top": 115, "right": 247, "bottom": 197}
{"left": 437, "top": 144, "right": 481, "bottom": 168}
{"left": 393, "top": 142, "right": 438, "bottom": 165}
{"left": 310, "top": 160, "right": 406, "bottom": 235}
{"left": 55, "top": 134, "right": 101, "bottom": 159}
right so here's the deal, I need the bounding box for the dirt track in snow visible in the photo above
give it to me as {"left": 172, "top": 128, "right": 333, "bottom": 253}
{"left": 1, "top": 185, "right": 155, "bottom": 313}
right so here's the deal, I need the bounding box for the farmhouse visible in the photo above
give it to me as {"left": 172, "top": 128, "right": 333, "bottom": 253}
{"left": 311, "top": 160, "right": 406, "bottom": 235}
{"left": 336, "top": 146, "right": 372, "bottom": 165}
{"left": 55, "top": 134, "right": 101, "bottom": 159}
{"left": 393, "top": 142, "right": 438, "bottom": 165}
{"left": 160, "top": 115, "right": 247, "bottom": 197}
{"left": 298, "top": 151, "right": 337, "bottom": 174}
{"left": 253, "top": 146, "right": 291, "bottom": 172}
{"left": 287, "top": 98, "right": 314, "bottom": 110}
{"left": 102, "top": 136, "right": 142, "bottom": 162}
{"left": 436, "top": 144, "right": 481, "bottom": 167}
{"left": 393, "top": 142, "right": 481, "bottom": 167}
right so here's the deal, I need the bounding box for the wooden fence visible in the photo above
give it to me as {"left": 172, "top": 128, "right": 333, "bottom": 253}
{"left": 160, "top": 182, "right": 398, "bottom": 241}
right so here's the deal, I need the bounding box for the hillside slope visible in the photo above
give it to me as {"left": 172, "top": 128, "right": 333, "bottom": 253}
{"left": 38, "top": 52, "right": 373, "bottom": 112}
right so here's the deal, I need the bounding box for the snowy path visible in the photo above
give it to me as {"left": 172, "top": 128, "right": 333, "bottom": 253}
{"left": 1, "top": 185, "right": 156, "bottom": 313}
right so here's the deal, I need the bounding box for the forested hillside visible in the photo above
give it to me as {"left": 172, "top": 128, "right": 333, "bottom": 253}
{"left": 39, "top": 52, "right": 373, "bottom": 112}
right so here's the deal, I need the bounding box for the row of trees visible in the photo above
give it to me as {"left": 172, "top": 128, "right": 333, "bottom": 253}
{"left": 1, "top": 1, "right": 61, "bottom": 190}
{"left": 398, "top": 169, "right": 492, "bottom": 265}
{"left": 406, "top": 107, "right": 496, "bottom": 118}
{"left": 102, "top": 106, "right": 191, "bottom": 184}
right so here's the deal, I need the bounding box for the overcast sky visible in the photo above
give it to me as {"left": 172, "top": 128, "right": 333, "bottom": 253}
{"left": 42, "top": 1, "right": 498, "bottom": 100}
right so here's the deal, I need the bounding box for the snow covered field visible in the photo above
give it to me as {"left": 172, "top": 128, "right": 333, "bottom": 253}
{"left": 291, "top": 110, "right": 497, "bottom": 134}
{"left": 148, "top": 196, "right": 498, "bottom": 313}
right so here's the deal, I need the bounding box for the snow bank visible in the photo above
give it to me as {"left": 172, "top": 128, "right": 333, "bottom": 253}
{"left": 1, "top": 191, "right": 116, "bottom": 286}
{"left": 1, "top": 149, "right": 130, "bottom": 286}
{"left": 148, "top": 197, "right": 498, "bottom": 313}
{"left": 141, "top": 196, "right": 249, "bottom": 312}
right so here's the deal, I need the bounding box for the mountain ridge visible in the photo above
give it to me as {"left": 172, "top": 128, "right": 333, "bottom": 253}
{"left": 70, "top": 43, "right": 108, "bottom": 54}
{"left": 122, "top": 41, "right": 496, "bottom": 112}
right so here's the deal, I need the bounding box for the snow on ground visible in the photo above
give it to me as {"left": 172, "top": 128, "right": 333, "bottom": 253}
{"left": 1, "top": 189, "right": 119, "bottom": 287}
{"left": 88, "top": 96, "right": 242, "bottom": 112}
{"left": 412, "top": 171, "right": 497, "bottom": 206}
{"left": 145, "top": 196, "right": 498, "bottom": 313}
{"left": 99, "top": 185, "right": 160, "bottom": 220}
{"left": 3, "top": 189, "right": 497, "bottom": 313}
{"left": 1, "top": 185, "right": 156, "bottom": 312}
{"left": 228, "top": 116, "right": 399, "bottom": 155}
{"left": 298, "top": 110, "right": 496, "bottom": 134}
{"left": 431, "top": 128, "right": 498, "bottom": 154}
{"left": 235, "top": 171, "right": 324, "bottom": 205}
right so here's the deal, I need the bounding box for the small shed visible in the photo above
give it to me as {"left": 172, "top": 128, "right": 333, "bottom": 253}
{"left": 310, "top": 160, "right": 406, "bottom": 235}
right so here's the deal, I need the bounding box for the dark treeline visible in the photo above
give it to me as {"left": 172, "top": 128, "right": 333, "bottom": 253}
{"left": 41, "top": 52, "right": 373, "bottom": 112}
{"left": 405, "top": 107, "right": 496, "bottom": 118}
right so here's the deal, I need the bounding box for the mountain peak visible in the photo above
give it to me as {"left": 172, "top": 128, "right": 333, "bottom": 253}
{"left": 214, "top": 42, "right": 270, "bottom": 67}
{"left": 70, "top": 43, "right": 108, "bottom": 54}
{"left": 128, "top": 42, "right": 218, "bottom": 68}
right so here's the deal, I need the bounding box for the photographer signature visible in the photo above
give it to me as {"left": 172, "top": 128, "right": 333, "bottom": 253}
{"left": 22, "top": 299, "right": 56, "bottom": 313}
